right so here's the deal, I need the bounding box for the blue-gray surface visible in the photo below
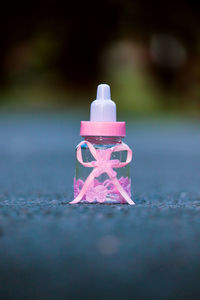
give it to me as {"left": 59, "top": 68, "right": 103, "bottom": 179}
{"left": 0, "top": 113, "right": 200, "bottom": 300}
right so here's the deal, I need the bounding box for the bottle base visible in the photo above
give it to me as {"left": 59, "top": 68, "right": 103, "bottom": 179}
{"left": 74, "top": 177, "right": 131, "bottom": 204}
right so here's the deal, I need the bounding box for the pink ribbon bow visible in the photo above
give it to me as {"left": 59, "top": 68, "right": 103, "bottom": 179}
{"left": 70, "top": 141, "right": 135, "bottom": 205}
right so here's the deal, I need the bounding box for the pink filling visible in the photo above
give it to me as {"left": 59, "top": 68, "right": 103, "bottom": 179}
{"left": 74, "top": 177, "right": 131, "bottom": 203}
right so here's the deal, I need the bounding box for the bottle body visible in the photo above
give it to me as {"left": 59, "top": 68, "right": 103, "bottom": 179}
{"left": 74, "top": 136, "right": 132, "bottom": 204}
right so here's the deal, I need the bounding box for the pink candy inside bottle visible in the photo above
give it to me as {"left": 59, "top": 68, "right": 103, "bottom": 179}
{"left": 70, "top": 84, "right": 134, "bottom": 205}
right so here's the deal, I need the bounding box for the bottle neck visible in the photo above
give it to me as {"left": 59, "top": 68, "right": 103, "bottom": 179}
{"left": 83, "top": 136, "right": 122, "bottom": 144}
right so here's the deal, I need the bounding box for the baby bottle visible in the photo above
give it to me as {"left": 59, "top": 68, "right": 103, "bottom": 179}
{"left": 70, "top": 84, "right": 134, "bottom": 205}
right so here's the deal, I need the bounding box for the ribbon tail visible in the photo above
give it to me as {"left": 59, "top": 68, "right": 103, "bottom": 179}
{"left": 70, "top": 171, "right": 95, "bottom": 204}
{"left": 110, "top": 177, "right": 135, "bottom": 205}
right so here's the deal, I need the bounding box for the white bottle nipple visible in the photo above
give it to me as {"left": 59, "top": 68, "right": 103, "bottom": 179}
{"left": 90, "top": 84, "right": 116, "bottom": 122}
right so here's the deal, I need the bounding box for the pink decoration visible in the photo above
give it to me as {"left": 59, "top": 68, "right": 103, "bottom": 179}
{"left": 74, "top": 177, "right": 131, "bottom": 203}
{"left": 86, "top": 184, "right": 108, "bottom": 203}
{"left": 70, "top": 140, "right": 135, "bottom": 205}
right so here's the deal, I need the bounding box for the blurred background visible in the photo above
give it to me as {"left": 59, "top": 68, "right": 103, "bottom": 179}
{"left": 1, "top": 0, "right": 200, "bottom": 115}
{"left": 1, "top": 3, "right": 200, "bottom": 299}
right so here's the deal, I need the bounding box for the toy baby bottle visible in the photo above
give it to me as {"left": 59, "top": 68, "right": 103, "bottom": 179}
{"left": 70, "top": 84, "right": 135, "bottom": 205}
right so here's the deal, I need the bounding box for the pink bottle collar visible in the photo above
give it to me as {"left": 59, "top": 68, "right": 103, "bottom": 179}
{"left": 80, "top": 121, "right": 126, "bottom": 137}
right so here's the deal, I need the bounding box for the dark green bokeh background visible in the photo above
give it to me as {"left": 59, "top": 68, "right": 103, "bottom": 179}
{"left": 1, "top": 1, "right": 200, "bottom": 114}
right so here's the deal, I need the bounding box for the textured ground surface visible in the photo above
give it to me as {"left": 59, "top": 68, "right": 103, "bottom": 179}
{"left": 0, "top": 113, "right": 200, "bottom": 300}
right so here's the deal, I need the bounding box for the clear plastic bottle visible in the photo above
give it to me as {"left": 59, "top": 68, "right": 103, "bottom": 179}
{"left": 74, "top": 136, "right": 131, "bottom": 204}
{"left": 70, "top": 84, "right": 134, "bottom": 205}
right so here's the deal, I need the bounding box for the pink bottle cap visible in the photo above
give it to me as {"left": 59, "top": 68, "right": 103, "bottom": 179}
{"left": 80, "top": 121, "right": 126, "bottom": 137}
